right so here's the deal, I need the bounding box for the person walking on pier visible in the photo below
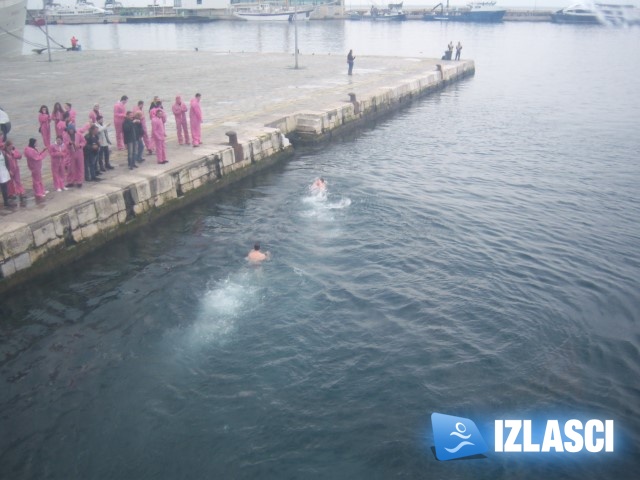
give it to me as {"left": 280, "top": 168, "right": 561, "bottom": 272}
{"left": 64, "top": 124, "right": 86, "bottom": 188}
{"left": 24, "top": 138, "right": 49, "bottom": 200}
{"left": 113, "top": 95, "right": 128, "bottom": 150}
{"left": 172, "top": 95, "right": 190, "bottom": 145}
{"left": 455, "top": 41, "right": 462, "bottom": 61}
{"left": 48, "top": 135, "right": 68, "bottom": 191}
{"left": 189, "top": 94, "right": 202, "bottom": 147}
{"left": 347, "top": 49, "right": 355, "bottom": 76}
{"left": 4, "top": 140, "right": 26, "bottom": 205}
{"left": 152, "top": 109, "right": 168, "bottom": 164}
{"left": 38, "top": 105, "right": 51, "bottom": 147}
{"left": 53, "top": 103, "right": 66, "bottom": 138}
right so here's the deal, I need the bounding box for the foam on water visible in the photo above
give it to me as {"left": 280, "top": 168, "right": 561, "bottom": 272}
{"left": 187, "top": 270, "right": 262, "bottom": 345}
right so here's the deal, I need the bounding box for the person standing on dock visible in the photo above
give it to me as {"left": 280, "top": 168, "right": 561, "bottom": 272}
{"left": 172, "top": 95, "right": 190, "bottom": 145}
{"left": 64, "top": 123, "right": 86, "bottom": 188}
{"left": 94, "top": 116, "right": 114, "bottom": 172}
{"left": 24, "top": 138, "right": 49, "bottom": 200}
{"left": 89, "top": 104, "right": 101, "bottom": 124}
{"left": 64, "top": 103, "right": 76, "bottom": 123}
{"left": 347, "top": 49, "right": 355, "bottom": 76}
{"left": 4, "top": 140, "right": 26, "bottom": 204}
{"left": 113, "top": 95, "right": 128, "bottom": 150}
{"left": 189, "top": 93, "right": 202, "bottom": 147}
{"left": 152, "top": 109, "right": 168, "bottom": 164}
{"left": 38, "top": 105, "right": 51, "bottom": 147}
{"left": 134, "top": 100, "right": 153, "bottom": 155}
{"left": 48, "top": 135, "right": 68, "bottom": 192}
{"left": 123, "top": 111, "right": 137, "bottom": 170}
{"left": 455, "top": 41, "right": 462, "bottom": 61}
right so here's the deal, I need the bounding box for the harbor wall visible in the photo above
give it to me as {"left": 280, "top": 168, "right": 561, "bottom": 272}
{"left": 0, "top": 59, "right": 474, "bottom": 293}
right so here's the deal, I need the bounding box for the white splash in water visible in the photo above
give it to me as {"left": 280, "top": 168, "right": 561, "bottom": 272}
{"left": 188, "top": 272, "right": 260, "bottom": 344}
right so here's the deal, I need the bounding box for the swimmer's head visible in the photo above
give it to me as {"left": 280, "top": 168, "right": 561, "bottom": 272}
{"left": 254, "top": 243, "right": 260, "bottom": 251}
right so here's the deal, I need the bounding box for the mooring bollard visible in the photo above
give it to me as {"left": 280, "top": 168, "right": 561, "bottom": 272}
{"left": 225, "top": 131, "right": 243, "bottom": 163}
{"left": 348, "top": 92, "right": 360, "bottom": 115}
{"left": 226, "top": 131, "right": 238, "bottom": 146}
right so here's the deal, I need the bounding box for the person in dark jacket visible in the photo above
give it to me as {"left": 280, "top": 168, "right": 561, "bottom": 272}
{"left": 122, "top": 111, "right": 137, "bottom": 170}
{"left": 83, "top": 125, "right": 100, "bottom": 181}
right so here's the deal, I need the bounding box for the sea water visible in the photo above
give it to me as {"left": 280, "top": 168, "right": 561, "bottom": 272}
{"left": 4, "top": 20, "right": 640, "bottom": 479}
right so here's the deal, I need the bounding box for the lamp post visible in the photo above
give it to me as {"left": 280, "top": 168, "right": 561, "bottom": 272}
{"left": 43, "top": 0, "right": 52, "bottom": 62}
{"left": 294, "top": 4, "right": 299, "bottom": 69}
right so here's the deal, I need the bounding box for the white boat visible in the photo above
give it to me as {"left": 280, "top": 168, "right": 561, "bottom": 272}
{"left": 45, "top": 0, "right": 106, "bottom": 18}
{"left": 0, "top": 0, "right": 27, "bottom": 57}
{"left": 233, "top": 2, "right": 315, "bottom": 21}
{"left": 551, "top": 3, "right": 640, "bottom": 25}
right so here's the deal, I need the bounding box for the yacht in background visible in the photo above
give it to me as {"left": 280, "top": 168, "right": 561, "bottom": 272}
{"left": 0, "top": 0, "right": 27, "bottom": 57}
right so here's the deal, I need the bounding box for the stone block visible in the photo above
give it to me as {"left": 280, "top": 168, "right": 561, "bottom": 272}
{"left": 76, "top": 202, "right": 98, "bottom": 227}
{"left": 0, "top": 225, "right": 34, "bottom": 257}
{"left": 13, "top": 252, "right": 32, "bottom": 272}
{"left": 52, "top": 213, "right": 71, "bottom": 237}
{"left": 32, "top": 219, "right": 57, "bottom": 248}
{"left": 1, "top": 259, "right": 16, "bottom": 278}
{"left": 156, "top": 173, "right": 174, "bottom": 195}
{"left": 134, "top": 181, "right": 152, "bottom": 203}
{"left": 94, "top": 195, "right": 117, "bottom": 221}
{"left": 81, "top": 223, "right": 100, "bottom": 240}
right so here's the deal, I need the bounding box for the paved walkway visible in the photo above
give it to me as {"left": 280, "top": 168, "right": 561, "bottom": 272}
{"left": 0, "top": 50, "right": 448, "bottom": 229}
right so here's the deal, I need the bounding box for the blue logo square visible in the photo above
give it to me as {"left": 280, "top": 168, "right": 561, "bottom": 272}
{"left": 432, "top": 412, "right": 488, "bottom": 461}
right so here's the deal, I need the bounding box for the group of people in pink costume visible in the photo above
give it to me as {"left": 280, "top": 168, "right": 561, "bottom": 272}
{"left": 1, "top": 93, "right": 204, "bottom": 209}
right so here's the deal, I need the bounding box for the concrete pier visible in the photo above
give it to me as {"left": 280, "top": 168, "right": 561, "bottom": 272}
{"left": 0, "top": 51, "right": 474, "bottom": 292}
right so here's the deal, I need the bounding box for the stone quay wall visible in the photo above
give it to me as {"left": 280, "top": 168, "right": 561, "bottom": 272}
{"left": 0, "top": 59, "right": 474, "bottom": 293}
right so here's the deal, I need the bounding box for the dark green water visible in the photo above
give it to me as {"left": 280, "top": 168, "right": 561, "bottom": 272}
{"left": 5, "top": 21, "right": 640, "bottom": 479}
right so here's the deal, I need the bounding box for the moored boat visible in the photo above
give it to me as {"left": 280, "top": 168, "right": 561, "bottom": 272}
{"left": 370, "top": 2, "right": 407, "bottom": 21}
{"left": 233, "top": 2, "right": 314, "bottom": 21}
{"left": 551, "top": 3, "right": 640, "bottom": 25}
{"left": 0, "top": 0, "right": 27, "bottom": 57}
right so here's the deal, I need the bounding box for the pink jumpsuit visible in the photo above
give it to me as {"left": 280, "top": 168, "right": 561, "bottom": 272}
{"left": 6, "top": 148, "right": 25, "bottom": 197}
{"left": 24, "top": 146, "right": 49, "bottom": 197}
{"left": 172, "top": 96, "right": 190, "bottom": 145}
{"left": 55, "top": 119, "right": 66, "bottom": 139}
{"left": 89, "top": 108, "right": 100, "bottom": 124}
{"left": 113, "top": 101, "right": 127, "bottom": 150}
{"left": 63, "top": 130, "right": 86, "bottom": 186}
{"left": 48, "top": 141, "right": 67, "bottom": 191}
{"left": 151, "top": 113, "right": 166, "bottom": 163}
{"left": 39, "top": 113, "right": 51, "bottom": 147}
{"left": 189, "top": 97, "right": 202, "bottom": 146}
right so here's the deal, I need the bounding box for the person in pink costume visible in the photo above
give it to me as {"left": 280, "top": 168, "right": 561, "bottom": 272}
{"left": 189, "top": 93, "right": 202, "bottom": 147}
{"left": 63, "top": 124, "right": 86, "bottom": 188}
{"left": 4, "top": 140, "right": 26, "bottom": 202}
{"left": 172, "top": 95, "right": 190, "bottom": 145}
{"left": 55, "top": 117, "right": 67, "bottom": 139}
{"left": 64, "top": 103, "right": 76, "bottom": 123}
{"left": 38, "top": 105, "right": 52, "bottom": 147}
{"left": 52, "top": 102, "right": 64, "bottom": 123}
{"left": 133, "top": 100, "right": 153, "bottom": 154}
{"left": 151, "top": 109, "right": 167, "bottom": 164}
{"left": 88, "top": 104, "right": 101, "bottom": 124}
{"left": 24, "top": 138, "right": 49, "bottom": 199}
{"left": 48, "top": 135, "right": 68, "bottom": 191}
{"left": 113, "top": 95, "right": 128, "bottom": 150}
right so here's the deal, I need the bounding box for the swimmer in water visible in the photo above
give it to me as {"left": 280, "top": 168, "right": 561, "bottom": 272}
{"left": 247, "top": 242, "right": 270, "bottom": 263}
{"left": 311, "top": 177, "right": 327, "bottom": 192}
